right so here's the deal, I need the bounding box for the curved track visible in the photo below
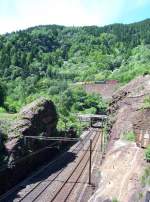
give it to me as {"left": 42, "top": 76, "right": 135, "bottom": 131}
{"left": 0, "top": 128, "right": 100, "bottom": 202}
{"left": 49, "top": 130, "right": 99, "bottom": 202}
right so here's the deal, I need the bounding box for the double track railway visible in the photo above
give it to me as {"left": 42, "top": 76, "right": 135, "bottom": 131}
{"left": 0, "top": 128, "right": 101, "bottom": 202}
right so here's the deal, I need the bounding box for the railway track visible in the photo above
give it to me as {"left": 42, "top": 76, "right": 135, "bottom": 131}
{"left": 49, "top": 130, "right": 100, "bottom": 202}
{"left": 0, "top": 128, "right": 100, "bottom": 202}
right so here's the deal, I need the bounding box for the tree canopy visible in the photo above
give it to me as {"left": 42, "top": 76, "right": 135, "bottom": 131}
{"left": 0, "top": 80, "right": 6, "bottom": 107}
{"left": 0, "top": 19, "right": 150, "bottom": 130}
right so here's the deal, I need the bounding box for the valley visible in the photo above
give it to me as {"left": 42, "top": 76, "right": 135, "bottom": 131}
{"left": 0, "top": 19, "right": 150, "bottom": 202}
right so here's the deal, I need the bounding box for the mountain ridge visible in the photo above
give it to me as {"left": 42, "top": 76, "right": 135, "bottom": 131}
{"left": 2, "top": 18, "right": 150, "bottom": 36}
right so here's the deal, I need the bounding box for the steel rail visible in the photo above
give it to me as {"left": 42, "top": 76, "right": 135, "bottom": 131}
{"left": 29, "top": 129, "right": 97, "bottom": 202}
{"left": 17, "top": 129, "right": 95, "bottom": 202}
{"left": 48, "top": 131, "right": 99, "bottom": 202}
{"left": 24, "top": 136, "right": 81, "bottom": 141}
{"left": 0, "top": 129, "right": 93, "bottom": 202}
{"left": 60, "top": 131, "right": 100, "bottom": 202}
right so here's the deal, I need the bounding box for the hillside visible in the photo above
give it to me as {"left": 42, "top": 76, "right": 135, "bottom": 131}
{"left": 0, "top": 19, "right": 150, "bottom": 113}
{"left": 0, "top": 19, "right": 150, "bottom": 153}
{"left": 109, "top": 74, "right": 150, "bottom": 141}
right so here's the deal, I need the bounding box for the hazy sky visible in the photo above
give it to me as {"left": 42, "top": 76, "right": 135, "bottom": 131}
{"left": 0, "top": 0, "right": 150, "bottom": 34}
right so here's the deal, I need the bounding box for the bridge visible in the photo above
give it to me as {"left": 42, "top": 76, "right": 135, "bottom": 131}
{"left": 77, "top": 114, "right": 107, "bottom": 128}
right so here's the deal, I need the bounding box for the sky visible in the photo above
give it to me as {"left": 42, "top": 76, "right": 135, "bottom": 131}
{"left": 0, "top": 0, "right": 150, "bottom": 34}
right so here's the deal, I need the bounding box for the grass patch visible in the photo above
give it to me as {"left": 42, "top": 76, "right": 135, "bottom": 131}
{"left": 140, "top": 166, "right": 150, "bottom": 187}
{"left": 142, "top": 96, "right": 150, "bottom": 109}
{"left": 112, "top": 198, "right": 119, "bottom": 202}
{"left": 122, "top": 131, "right": 136, "bottom": 142}
{"left": 0, "top": 112, "right": 18, "bottom": 120}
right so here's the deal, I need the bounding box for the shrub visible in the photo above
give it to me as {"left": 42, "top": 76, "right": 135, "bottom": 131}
{"left": 123, "top": 131, "right": 135, "bottom": 141}
{"left": 112, "top": 198, "right": 119, "bottom": 202}
{"left": 145, "top": 146, "right": 150, "bottom": 161}
{"left": 0, "top": 107, "right": 6, "bottom": 113}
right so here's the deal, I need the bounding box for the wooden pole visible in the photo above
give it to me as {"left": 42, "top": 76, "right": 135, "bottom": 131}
{"left": 89, "top": 139, "right": 92, "bottom": 185}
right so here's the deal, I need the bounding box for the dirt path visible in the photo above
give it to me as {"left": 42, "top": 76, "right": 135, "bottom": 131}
{"left": 89, "top": 140, "right": 145, "bottom": 202}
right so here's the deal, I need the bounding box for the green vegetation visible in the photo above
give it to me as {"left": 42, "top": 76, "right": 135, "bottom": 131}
{"left": 143, "top": 96, "right": 150, "bottom": 109}
{"left": 0, "top": 112, "right": 17, "bottom": 120}
{"left": 0, "top": 80, "right": 6, "bottom": 107}
{"left": 140, "top": 166, "right": 150, "bottom": 186}
{"left": 145, "top": 146, "right": 150, "bottom": 161}
{"left": 56, "top": 86, "right": 106, "bottom": 132}
{"left": 122, "top": 131, "right": 136, "bottom": 142}
{"left": 0, "top": 107, "right": 6, "bottom": 113}
{"left": 138, "top": 192, "right": 144, "bottom": 200}
{"left": 109, "top": 45, "right": 150, "bottom": 83}
{"left": 0, "top": 19, "right": 150, "bottom": 134}
{"left": 112, "top": 198, "right": 119, "bottom": 202}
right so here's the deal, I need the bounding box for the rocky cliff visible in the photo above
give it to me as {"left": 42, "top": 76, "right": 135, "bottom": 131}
{"left": 108, "top": 75, "right": 150, "bottom": 142}
{"left": 89, "top": 75, "right": 150, "bottom": 202}
{"left": 4, "top": 97, "right": 58, "bottom": 164}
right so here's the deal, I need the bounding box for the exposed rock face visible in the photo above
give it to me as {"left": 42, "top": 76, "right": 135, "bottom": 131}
{"left": 12, "top": 97, "right": 58, "bottom": 138}
{"left": 108, "top": 75, "right": 150, "bottom": 141}
{"left": 133, "top": 108, "right": 150, "bottom": 136}
{"left": 89, "top": 140, "right": 145, "bottom": 202}
{"left": 88, "top": 76, "right": 150, "bottom": 202}
{"left": 5, "top": 97, "right": 58, "bottom": 163}
{"left": 0, "top": 98, "right": 59, "bottom": 195}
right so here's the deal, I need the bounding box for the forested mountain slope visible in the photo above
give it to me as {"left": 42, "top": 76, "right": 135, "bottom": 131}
{"left": 0, "top": 19, "right": 150, "bottom": 81}
{"left": 0, "top": 19, "right": 150, "bottom": 128}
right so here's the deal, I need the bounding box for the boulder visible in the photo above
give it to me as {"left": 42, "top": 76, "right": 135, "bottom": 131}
{"left": 14, "top": 97, "right": 58, "bottom": 137}
{"left": 5, "top": 97, "right": 58, "bottom": 164}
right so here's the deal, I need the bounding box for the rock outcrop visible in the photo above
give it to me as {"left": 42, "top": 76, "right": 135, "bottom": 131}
{"left": 89, "top": 76, "right": 150, "bottom": 202}
{"left": 133, "top": 108, "right": 150, "bottom": 134}
{"left": 108, "top": 75, "right": 150, "bottom": 141}
{"left": 5, "top": 97, "right": 58, "bottom": 163}
{"left": 11, "top": 97, "right": 57, "bottom": 138}
{"left": 0, "top": 98, "right": 59, "bottom": 195}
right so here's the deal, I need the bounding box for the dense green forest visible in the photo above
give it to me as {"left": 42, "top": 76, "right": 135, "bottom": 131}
{"left": 0, "top": 19, "right": 150, "bottom": 131}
